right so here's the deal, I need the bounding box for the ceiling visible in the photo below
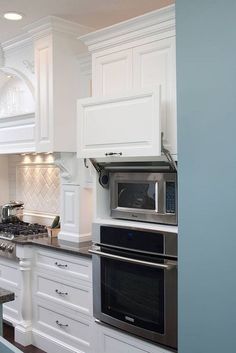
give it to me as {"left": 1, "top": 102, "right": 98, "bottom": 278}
{"left": 0, "top": 0, "right": 174, "bottom": 44}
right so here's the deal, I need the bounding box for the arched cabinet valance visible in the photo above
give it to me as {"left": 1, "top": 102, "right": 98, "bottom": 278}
{"left": 0, "top": 68, "right": 35, "bottom": 153}
{"left": 0, "top": 68, "right": 35, "bottom": 118}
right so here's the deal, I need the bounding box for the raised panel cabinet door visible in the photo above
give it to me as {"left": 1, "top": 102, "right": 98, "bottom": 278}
{"left": 34, "top": 35, "right": 53, "bottom": 152}
{"left": 92, "top": 49, "right": 132, "bottom": 96}
{"left": 77, "top": 88, "right": 161, "bottom": 159}
{"left": 133, "top": 37, "right": 177, "bottom": 154}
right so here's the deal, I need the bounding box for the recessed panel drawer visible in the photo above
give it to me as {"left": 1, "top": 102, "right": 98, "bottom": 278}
{"left": 35, "top": 301, "right": 93, "bottom": 353}
{"left": 36, "top": 274, "right": 92, "bottom": 317}
{"left": 35, "top": 249, "right": 92, "bottom": 283}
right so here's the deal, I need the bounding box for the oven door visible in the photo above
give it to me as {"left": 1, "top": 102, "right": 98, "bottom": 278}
{"left": 91, "top": 246, "right": 177, "bottom": 349}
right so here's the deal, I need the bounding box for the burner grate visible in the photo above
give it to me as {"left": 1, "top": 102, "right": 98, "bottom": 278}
{"left": 0, "top": 221, "right": 47, "bottom": 239}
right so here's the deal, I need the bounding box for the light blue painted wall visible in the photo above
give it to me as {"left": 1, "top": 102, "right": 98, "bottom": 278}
{"left": 176, "top": 1, "right": 236, "bottom": 352}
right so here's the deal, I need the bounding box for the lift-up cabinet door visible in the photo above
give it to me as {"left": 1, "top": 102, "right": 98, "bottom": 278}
{"left": 77, "top": 88, "right": 161, "bottom": 159}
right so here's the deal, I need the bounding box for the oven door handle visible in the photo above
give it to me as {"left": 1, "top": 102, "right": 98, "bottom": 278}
{"left": 89, "top": 249, "right": 176, "bottom": 270}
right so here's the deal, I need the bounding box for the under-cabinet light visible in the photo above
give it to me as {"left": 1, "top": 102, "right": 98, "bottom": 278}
{"left": 4, "top": 12, "right": 23, "bottom": 21}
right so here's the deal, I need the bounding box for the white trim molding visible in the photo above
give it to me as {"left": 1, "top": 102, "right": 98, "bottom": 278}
{"left": 79, "top": 4, "right": 175, "bottom": 52}
{"left": 25, "top": 16, "right": 93, "bottom": 41}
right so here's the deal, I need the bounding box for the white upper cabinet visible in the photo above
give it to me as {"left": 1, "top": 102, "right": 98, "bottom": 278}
{"left": 93, "top": 49, "right": 132, "bottom": 96}
{"left": 79, "top": 4, "right": 177, "bottom": 159}
{"left": 133, "top": 38, "right": 177, "bottom": 154}
{"left": 28, "top": 17, "right": 92, "bottom": 153}
{"left": 0, "top": 16, "right": 92, "bottom": 154}
{"left": 78, "top": 88, "right": 161, "bottom": 158}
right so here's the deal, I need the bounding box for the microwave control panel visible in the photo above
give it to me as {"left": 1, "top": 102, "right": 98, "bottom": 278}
{"left": 165, "top": 181, "right": 176, "bottom": 214}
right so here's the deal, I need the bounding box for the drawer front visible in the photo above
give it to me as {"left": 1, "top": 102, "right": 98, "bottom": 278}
{"left": 36, "top": 274, "right": 92, "bottom": 316}
{"left": 35, "top": 301, "right": 93, "bottom": 353}
{"left": 35, "top": 249, "right": 92, "bottom": 283}
{"left": 97, "top": 324, "right": 170, "bottom": 353}
{"left": 0, "top": 260, "right": 20, "bottom": 289}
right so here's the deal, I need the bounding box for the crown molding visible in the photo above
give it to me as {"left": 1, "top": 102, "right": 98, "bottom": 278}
{"left": 25, "top": 16, "right": 93, "bottom": 41}
{"left": 1, "top": 33, "right": 33, "bottom": 53}
{"left": 79, "top": 4, "right": 175, "bottom": 53}
{"left": 2, "top": 16, "right": 93, "bottom": 52}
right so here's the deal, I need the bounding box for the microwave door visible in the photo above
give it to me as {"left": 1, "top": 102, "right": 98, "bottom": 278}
{"left": 115, "top": 181, "right": 157, "bottom": 213}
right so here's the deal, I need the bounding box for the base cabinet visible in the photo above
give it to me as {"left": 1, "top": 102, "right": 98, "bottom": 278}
{"left": 31, "top": 248, "right": 93, "bottom": 353}
{"left": 0, "top": 258, "right": 21, "bottom": 325}
{"left": 0, "top": 246, "right": 174, "bottom": 353}
{"left": 95, "top": 323, "right": 172, "bottom": 353}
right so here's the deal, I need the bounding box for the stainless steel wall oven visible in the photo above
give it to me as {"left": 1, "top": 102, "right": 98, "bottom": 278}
{"left": 90, "top": 224, "right": 177, "bottom": 350}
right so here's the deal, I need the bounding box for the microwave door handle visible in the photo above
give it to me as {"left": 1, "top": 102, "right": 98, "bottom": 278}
{"left": 155, "top": 182, "right": 158, "bottom": 212}
{"left": 89, "top": 249, "right": 176, "bottom": 270}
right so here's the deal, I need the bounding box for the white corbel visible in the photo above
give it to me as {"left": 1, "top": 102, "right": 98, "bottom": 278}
{"left": 53, "top": 152, "right": 79, "bottom": 184}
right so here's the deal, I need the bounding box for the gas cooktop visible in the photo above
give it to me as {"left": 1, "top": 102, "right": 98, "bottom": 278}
{"left": 0, "top": 220, "right": 48, "bottom": 260}
{"left": 0, "top": 221, "right": 48, "bottom": 240}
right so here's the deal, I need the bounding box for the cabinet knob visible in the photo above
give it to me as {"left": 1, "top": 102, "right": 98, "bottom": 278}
{"left": 105, "top": 152, "right": 122, "bottom": 156}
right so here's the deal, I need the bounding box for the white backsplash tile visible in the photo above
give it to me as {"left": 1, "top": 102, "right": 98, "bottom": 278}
{"left": 16, "top": 165, "right": 60, "bottom": 215}
{"left": 8, "top": 154, "right": 60, "bottom": 221}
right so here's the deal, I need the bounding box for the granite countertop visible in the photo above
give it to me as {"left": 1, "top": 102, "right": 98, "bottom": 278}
{"left": 14, "top": 237, "right": 92, "bottom": 258}
{"left": 0, "top": 288, "right": 14, "bottom": 304}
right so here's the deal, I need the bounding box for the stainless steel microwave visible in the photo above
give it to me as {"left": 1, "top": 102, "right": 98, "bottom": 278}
{"left": 110, "top": 172, "right": 177, "bottom": 225}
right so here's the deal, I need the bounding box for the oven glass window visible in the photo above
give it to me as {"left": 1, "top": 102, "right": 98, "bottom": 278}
{"left": 101, "top": 257, "right": 164, "bottom": 333}
{"left": 117, "top": 182, "right": 156, "bottom": 210}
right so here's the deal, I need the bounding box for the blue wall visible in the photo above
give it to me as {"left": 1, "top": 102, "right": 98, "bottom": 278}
{"left": 176, "top": 1, "right": 236, "bottom": 352}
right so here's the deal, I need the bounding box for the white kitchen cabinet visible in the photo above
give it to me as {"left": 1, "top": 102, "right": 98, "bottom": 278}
{"left": 0, "top": 258, "right": 21, "bottom": 325}
{"left": 0, "top": 16, "right": 92, "bottom": 154}
{"left": 92, "top": 49, "right": 132, "bottom": 96}
{"left": 133, "top": 38, "right": 177, "bottom": 154}
{"left": 0, "top": 113, "right": 35, "bottom": 153}
{"left": 34, "top": 248, "right": 92, "bottom": 283}
{"left": 95, "top": 322, "right": 172, "bottom": 353}
{"left": 80, "top": 4, "right": 176, "bottom": 158}
{"left": 33, "top": 297, "right": 94, "bottom": 353}
{"left": 30, "top": 17, "right": 92, "bottom": 153}
{"left": 35, "top": 272, "right": 92, "bottom": 316}
{"left": 77, "top": 88, "right": 161, "bottom": 158}
{"left": 32, "top": 247, "right": 93, "bottom": 353}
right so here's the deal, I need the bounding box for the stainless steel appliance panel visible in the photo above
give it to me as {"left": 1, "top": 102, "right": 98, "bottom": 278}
{"left": 91, "top": 224, "right": 177, "bottom": 349}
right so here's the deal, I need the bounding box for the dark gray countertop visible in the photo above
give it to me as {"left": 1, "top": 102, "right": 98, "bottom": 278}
{"left": 14, "top": 237, "right": 92, "bottom": 258}
{"left": 0, "top": 288, "right": 14, "bottom": 304}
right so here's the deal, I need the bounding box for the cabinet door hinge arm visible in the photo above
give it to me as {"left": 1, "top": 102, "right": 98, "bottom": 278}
{"left": 161, "top": 133, "right": 177, "bottom": 172}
